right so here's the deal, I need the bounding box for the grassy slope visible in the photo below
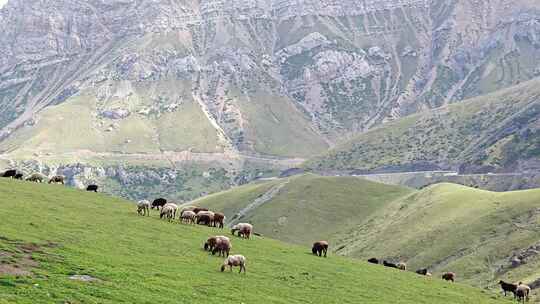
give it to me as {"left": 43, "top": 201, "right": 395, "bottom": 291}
{"left": 233, "top": 90, "right": 329, "bottom": 157}
{"left": 304, "top": 78, "right": 540, "bottom": 172}
{"left": 0, "top": 81, "right": 223, "bottom": 157}
{"left": 336, "top": 183, "right": 540, "bottom": 289}
{"left": 0, "top": 179, "right": 509, "bottom": 304}
{"left": 196, "top": 175, "right": 540, "bottom": 294}
{"left": 195, "top": 174, "right": 413, "bottom": 245}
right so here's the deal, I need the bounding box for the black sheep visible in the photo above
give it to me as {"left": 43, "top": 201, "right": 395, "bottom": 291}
{"left": 498, "top": 280, "right": 518, "bottom": 297}
{"left": 2, "top": 169, "right": 17, "bottom": 178}
{"left": 416, "top": 268, "right": 429, "bottom": 275}
{"left": 86, "top": 185, "right": 99, "bottom": 192}
{"left": 367, "top": 258, "right": 379, "bottom": 264}
{"left": 311, "top": 241, "right": 329, "bottom": 257}
{"left": 383, "top": 261, "right": 398, "bottom": 269}
{"left": 151, "top": 198, "right": 167, "bottom": 210}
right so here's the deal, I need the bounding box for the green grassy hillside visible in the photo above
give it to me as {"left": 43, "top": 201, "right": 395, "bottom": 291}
{"left": 0, "top": 179, "right": 509, "bottom": 304}
{"left": 194, "top": 174, "right": 413, "bottom": 245}
{"left": 335, "top": 183, "right": 540, "bottom": 292}
{"left": 304, "top": 78, "right": 540, "bottom": 173}
{"left": 196, "top": 175, "right": 540, "bottom": 296}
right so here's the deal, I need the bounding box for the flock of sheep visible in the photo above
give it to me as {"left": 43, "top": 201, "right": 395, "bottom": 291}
{"left": 366, "top": 259, "right": 531, "bottom": 302}
{"left": 136, "top": 198, "right": 251, "bottom": 273}
{"left": 135, "top": 197, "right": 331, "bottom": 274}
{"left": 1, "top": 170, "right": 99, "bottom": 192}
{"left": 2, "top": 169, "right": 533, "bottom": 301}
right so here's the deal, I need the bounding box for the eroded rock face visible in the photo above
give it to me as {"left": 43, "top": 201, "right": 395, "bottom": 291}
{"left": 1, "top": 0, "right": 540, "bottom": 156}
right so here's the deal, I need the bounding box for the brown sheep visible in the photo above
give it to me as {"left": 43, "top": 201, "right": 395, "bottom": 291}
{"left": 193, "top": 207, "right": 209, "bottom": 214}
{"left": 396, "top": 262, "right": 407, "bottom": 271}
{"left": 442, "top": 272, "right": 455, "bottom": 282}
{"left": 196, "top": 214, "right": 213, "bottom": 226}
{"left": 312, "top": 241, "right": 328, "bottom": 257}
{"left": 26, "top": 173, "right": 46, "bottom": 183}
{"left": 212, "top": 238, "right": 232, "bottom": 257}
{"left": 204, "top": 236, "right": 229, "bottom": 252}
{"left": 221, "top": 255, "right": 246, "bottom": 273}
{"left": 231, "top": 223, "right": 253, "bottom": 239}
{"left": 213, "top": 212, "right": 226, "bottom": 229}
{"left": 48, "top": 175, "right": 65, "bottom": 184}
{"left": 204, "top": 236, "right": 218, "bottom": 251}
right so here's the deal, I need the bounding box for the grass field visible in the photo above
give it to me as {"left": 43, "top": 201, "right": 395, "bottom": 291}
{"left": 195, "top": 174, "right": 540, "bottom": 297}
{"left": 0, "top": 179, "right": 510, "bottom": 303}
{"left": 195, "top": 174, "right": 413, "bottom": 245}
{"left": 336, "top": 183, "right": 540, "bottom": 290}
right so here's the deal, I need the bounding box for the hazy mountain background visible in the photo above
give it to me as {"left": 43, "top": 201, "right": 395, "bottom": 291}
{"left": 0, "top": 0, "right": 539, "bottom": 200}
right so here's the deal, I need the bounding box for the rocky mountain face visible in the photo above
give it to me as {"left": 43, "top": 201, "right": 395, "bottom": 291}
{"left": 1, "top": 0, "right": 540, "bottom": 199}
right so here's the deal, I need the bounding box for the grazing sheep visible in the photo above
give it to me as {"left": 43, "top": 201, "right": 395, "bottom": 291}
{"left": 426, "top": 272, "right": 432, "bottom": 277}
{"left": 442, "top": 272, "right": 455, "bottom": 282}
{"left": 311, "top": 241, "right": 329, "bottom": 257}
{"left": 180, "top": 206, "right": 197, "bottom": 215}
{"left": 204, "top": 236, "right": 230, "bottom": 251}
{"left": 48, "top": 175, "right": 65, "bottom": 185}
{"left": 151, "top": 198, "right": 167, "bottom": 210}
{"left": 2, "top": 169, "right": 17, "bottom": 178}
{"left": 396, "top": 262, "right": 407, "bottom": 271}
{"left": 221, "top": 255, "right": 246, "bottom": 273}
{"left": 213, "top": 212, "right": 226, "bottom": 229}
{"left": 137, "top": 200, "right": 151, "bottom": 216}
{"left": 163, "top": 203, "right": 179, "bottom": 219}
{"left": 383, "top": 261, "right": 398, "bottom": 269}
{"left": 14, "top": 173, "right": 23, "bottom": 180}
{"left": 196, "top": 214, "right": 213, "bottom": 226}
{"left": 212, "top": 237, "right": 232, "bottom": 257}
{"left": 196, "top": 211, "right": 215, "bottom": 226}
{"left": 231, "top": 223, "right": 253, "bottom": 239}
{"left": 204, "top": 236, "right": 218, "bottom": 251}
{"left": 160, "top": 205, "right": 175, "bottom": 221}
{"left": 416, "top": 268, "right": 429, "bottom": 276}
{"left": 515, "top": 283, "right": 530, "bottom": 303}
{"left": 86, "top": 184, "right": 99, "bottom": 192}
{"left": 498, "top": 280, "right": 518, "bottom": 297}
{"left": 26, "top": 173, "right": 46, "bottom": 183}
{"left": 180, "top": 210, "right": 196, "bottom": 224}
{"left": 367, "top": 258, "right": 379, "bottom": 264}
{"left": 193, "top": 207, "right": 209, "bottom": 214}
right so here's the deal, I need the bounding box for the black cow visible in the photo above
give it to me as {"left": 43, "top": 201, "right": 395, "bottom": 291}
{"left": 14, "top": 173, "right": 24, "bottom": 180}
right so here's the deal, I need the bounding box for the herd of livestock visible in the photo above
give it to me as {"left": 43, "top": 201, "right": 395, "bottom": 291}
{"left": 136, "top": 198, "right": 251, "bottom": 273}
{"left": 1, "top": 169, "right": 534, "bottom": 301}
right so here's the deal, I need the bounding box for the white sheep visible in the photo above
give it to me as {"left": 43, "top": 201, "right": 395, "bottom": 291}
{"left": 137, "top": 200, "right": 151, "bottom": 216}
{"left": 160, "top": 205, "right": 175, "bottom": 221}
{"left": 221, "top": 255, "right": 246, "bottom": 273}
{"left": 163, "top": 203, "right": 179, "bottom": 219}
{"left": 231, "top": 223, "right": 253, "bottom": 239}
{"left": 180, "top": 210, "right": 196, "bottom": 224}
